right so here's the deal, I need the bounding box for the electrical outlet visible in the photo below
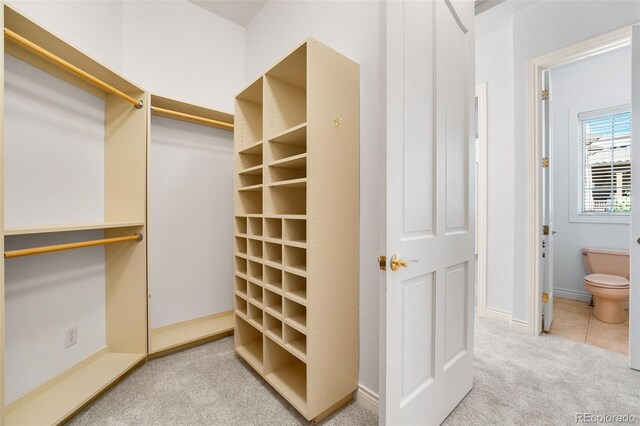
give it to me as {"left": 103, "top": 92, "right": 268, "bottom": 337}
{"left": 65, "top": 326, "right": 77, "bottom": 348}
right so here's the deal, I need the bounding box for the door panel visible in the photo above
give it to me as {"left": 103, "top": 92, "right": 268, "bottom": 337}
{"left": 384, "top": 0, "right": 475, "bottom": 424}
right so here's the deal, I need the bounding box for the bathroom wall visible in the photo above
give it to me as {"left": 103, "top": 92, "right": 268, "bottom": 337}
{"left": 550, "top": 46, "right": 632, "bottom": 301}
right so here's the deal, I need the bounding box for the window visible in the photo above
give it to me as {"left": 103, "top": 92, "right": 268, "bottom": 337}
{"left": 578, "top": 105, "right": 631, "bottom": 218}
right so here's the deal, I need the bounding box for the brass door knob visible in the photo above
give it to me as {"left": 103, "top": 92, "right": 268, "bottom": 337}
{"left": 390, "top": 255, "right": 418, "bottom": 271}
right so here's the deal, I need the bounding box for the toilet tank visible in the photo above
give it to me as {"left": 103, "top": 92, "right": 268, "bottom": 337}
{"left": 581, "top": 248, "right": 630, "bottom": 279}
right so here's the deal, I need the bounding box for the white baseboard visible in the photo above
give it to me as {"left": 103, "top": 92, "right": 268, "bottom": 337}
{"left": 356, "top": 384, "right": 379, "bottom": 415}
{"left": 554, "top": 287, "right": 591, "bottom": 302}
{"left": 510, "top": 318, "right": 531, "bottom": 334}
{"left": 483, "top": 308, "right": 511, "bottom": 322}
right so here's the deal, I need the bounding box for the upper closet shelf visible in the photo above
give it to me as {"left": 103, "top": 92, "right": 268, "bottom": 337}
{"left": 150, "top": 95, "right": 234, "bottom": 132}
{"left": 4, "top": 221, "right": 144, "bottom": 236}
{"left": 270, "top": 123, "right": 307, "bottom": 147}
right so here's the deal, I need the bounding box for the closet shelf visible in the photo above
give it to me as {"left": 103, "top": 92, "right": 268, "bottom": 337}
{"left": 265, "top": 328, "right": 283, "bottom": 343}
{"left": 4, "top": 221, "right": 144, "bottom": 236}
{"left": 264, "top": 282, "right": 284, "bottom": 295}
{"left": 285, "top": 316, "right": 307, "bottom": 334}
{"left": 238, "top": 184, "right": 263, "bottom": 192}
{"left": 149, "top": 311, "right": 234, "bottom": 355}
{"left": 235, "top": 290, "right": 248, "bottom": 300}
{"left": 270, "top": 122, "right": 307, "bottom": 147}
{"left": 286, "top": 339, "right": 307, "bottom": 363}
{"left": 4, "top": 352, "right": 145, "bottom": 426}
{"left": 269, "top": 178, "right": 307, "bottom": 189}
{"left": 269, "top": 153, "right": 307, "bottom": 169}
{"left": 264, "top": 363, "right": 307, "bottom": 414}
{"left": 239, "top": 140, "right": 263, "bottom": 156}
{"left": 235, "top": 340, "right": 264, "bottom": 371}
{"left": 285, "top": 290, "right": 307, "bottom": 306}
{"left": 265, "top": 304, "right": 283, "bottom": 319}
{"left": 285, "top": 265, "right": 307, "bottom": 277}
{"left": 238, "top": 164, "right": 263, "bottom": 176}
{"left": 284, "top": 240, "right": 306, "bottom": 249}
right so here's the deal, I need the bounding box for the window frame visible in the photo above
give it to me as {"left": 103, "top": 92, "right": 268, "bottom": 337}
{"left": 568, "top": 102, "right": 631, "bottom": 224}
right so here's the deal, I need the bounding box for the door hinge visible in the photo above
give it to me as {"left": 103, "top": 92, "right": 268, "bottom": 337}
{"left": 543, "top": 225, "right": 549, "bottom": 236}
{"left": 542, "top": 292, "right": 549, "bottom": 304}
{"left": 378, "top": 255, "right": 387, "bottom": 271}
{"left": 541, "top": 89, "right": 549, "bottom": 100}
{"left": 542, "top": 157, "right": 549, "bottom": 168}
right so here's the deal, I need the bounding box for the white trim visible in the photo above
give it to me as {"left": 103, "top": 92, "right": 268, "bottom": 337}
{"left": 553, "top": 287, "right": 592, "bottom": 303}
{"left": 527, "top": 26, "right": 633, "bottom": 337}
{"left": 476, "top": 82, "right": 488, "bottom": 316}
{"left": 356, "top": 384, "right": 379, "bottom": 415}
{"left": 510, "top": 318, "right": 531, "bottom": 334}
{"left": 483, "top": 307, "right": 511, "bottom": 322}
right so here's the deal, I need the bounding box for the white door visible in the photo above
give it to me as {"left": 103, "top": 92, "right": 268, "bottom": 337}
{"left": 382, "top": 1, "right": 475, "bottom": 424}
{"left": 542, "top": 71, "right": 555, "bottom": 332}
{"left": 629, "top": 24, "right": 640, "bottom": 371}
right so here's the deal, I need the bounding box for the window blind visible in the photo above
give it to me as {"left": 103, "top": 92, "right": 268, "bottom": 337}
{"left": 578, "top": 106, "right": 631, "bottom": 214}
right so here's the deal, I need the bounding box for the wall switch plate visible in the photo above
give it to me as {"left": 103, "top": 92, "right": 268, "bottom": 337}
{"left": 65, "top": 326, "right": 77, "bottom": 348}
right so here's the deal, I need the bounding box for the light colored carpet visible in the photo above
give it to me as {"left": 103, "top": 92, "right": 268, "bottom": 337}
{"left": 70, "top": 316, "right": 640, "bottom": 425}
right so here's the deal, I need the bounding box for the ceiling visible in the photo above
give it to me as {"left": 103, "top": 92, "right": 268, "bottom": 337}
{"left": 475, "top": 0, "right": 506, "bottom": 15}
{"left": 189, "top": 0, "right": 268, "bottom": 27}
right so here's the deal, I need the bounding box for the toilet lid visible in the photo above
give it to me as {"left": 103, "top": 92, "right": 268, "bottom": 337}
{"left": 584, "top": 273, "right": 629, "bottom": 288}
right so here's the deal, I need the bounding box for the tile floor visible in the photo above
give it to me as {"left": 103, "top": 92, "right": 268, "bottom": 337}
{"left": 548, "top": 296, "right": 629, "bottom": 354}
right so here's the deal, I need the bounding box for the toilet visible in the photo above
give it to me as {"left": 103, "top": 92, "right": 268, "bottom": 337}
{"left": 582, "top": 247, "right": 629, "bottom": 324}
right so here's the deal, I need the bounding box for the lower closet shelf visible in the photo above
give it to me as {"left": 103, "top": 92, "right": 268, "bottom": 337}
{"left": 150, "top": 311, "right": 234, "bottom": 355}
{"left": 265, "top": 363, "right": 307, "bottom": 415}
{"left": 5, "top": 351, "right": 145, "bottom": 426}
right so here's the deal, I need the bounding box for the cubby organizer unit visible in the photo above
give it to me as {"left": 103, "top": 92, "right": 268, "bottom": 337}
{"left": 233, "top": 39, "right": 359, "bottom": 421}
{"left": 147, "top": 95, "right": 235, "bottom": 358}
{"left": 1, "top": 5, "right": 148, "bottom": 424}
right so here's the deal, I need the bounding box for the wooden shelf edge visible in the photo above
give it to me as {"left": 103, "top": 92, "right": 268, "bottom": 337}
{"left": 5, "top": 351, "right": 145, "bottom": 426}
{"left": 269, "top": 122, "right": 307, "bottom": 143}
{"left": 239, "top": 140, "right": 263, "bottom": 155}
{"left": 268, "top": 153, "right": 307, "bottom": 168}
{"left": 149, "top": 311, "right": 234, "bottom": 357}
{"left": 5, "top": 221, "right": 145, "bottom": 236}
{"left": 269, "top": 178, "right": 307, "bottom": 189}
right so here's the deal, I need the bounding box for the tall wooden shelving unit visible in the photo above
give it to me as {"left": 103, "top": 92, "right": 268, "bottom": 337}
{"left": 1, "top": 4, "right": 148, "bottom": 424}
{"left": 147, "top": 95, "right": 235, "bottom": 358}
{"left": 233, "top": 39, "right": 359, "bottom": 421}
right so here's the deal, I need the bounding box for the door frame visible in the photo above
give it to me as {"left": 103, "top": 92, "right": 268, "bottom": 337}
{"left": 526, "top": 27, "right": 632, "bottom": 334}
{"left": 476, "top": 82, "right": 488, "bottom": 316}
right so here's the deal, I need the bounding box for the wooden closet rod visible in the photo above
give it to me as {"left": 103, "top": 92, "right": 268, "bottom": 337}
{"left": 151, "top": 106, "right": 234, "bottom": 131}
{"left": 4, "top": 28, "right": 144, "bottom": 109}
{"left": 4, "top": 233, "right": 143, "bottom": 259}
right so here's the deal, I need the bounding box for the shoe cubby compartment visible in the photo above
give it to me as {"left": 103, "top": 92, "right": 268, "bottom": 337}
{"left": 284, "top": 324, "right": 307, "bottom": 361}
{"left": 264, "top": 288, "right": 283, "bottom": 318}
{"left": 235, "top": 316, "right": 264, "bottom": 371}
{"left": 268, "top": 187, "right": 306, "bottom": 215}
{"left": 284, "top": 298, "right": 307, "bottom": 334}
{"left": 264, "top": 338, "right": 307, "bottom": 413}
{"left": 237, "top": 191, "right": 262, "bottom": 215}
{"left": 264, "top": 265, "right": 283, "bottom": 292}
{"left": 265, "top": 242, "right": 283, "bottom": 265}
{"left": 236, "top": 78, "right": 263, "bottom": 148}
{"left": 269, "top": 155, "right": 307, "bottom": 186}
{"left": 284, "top": 246, "right": 306, "bottom": 275}
{"left": 265, "top": 45, "right": 307, "bottom": 137}
{"left": 235, "top": 256, "right": 247, "bottom": 275}
{"left": 235, "top": 217, "right": 247, "bottom": 235}
{"left": 248, "top": 260, "right": 263, "bottom": 283}
{"left": 248, "top": 238, "right": 263, "bottom": 259}
{"left": 284, "top": 219, "right": 306, "bottom": 246}
{"left": 248, "top": 282, "right": 263, "bottom": 306}
{"left": 265, "top": 312, "right": 283, "bottom": 342}
{"left": 264, "top": 218, "right": 283, "bottom": 240}
{"left": 235, "top": 295, "right": 248, "bottom": 317}
{"left": 268, "top": 124, "right": 307, "bottom": 163}
{"left": 235, "top": 237, "right": 247, "bottom": 255}
{"left": 284, "top": 272, "right": 306, "bottom": 305}
{"left": 248, "top": 217, "right": 263, "bottom": 237}
{"left": 238, "top": 152, "right": 262, "bottom": 172}
{"left": 248, "top": 301, "right": 264, "bottom": 330}
{"left": 235, "top": 276, "right": 248, "bottom": 298}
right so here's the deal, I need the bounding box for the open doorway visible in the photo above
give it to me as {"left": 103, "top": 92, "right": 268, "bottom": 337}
{"left": 541, "top": 45, "right": 631, "bottom": 354}
{"left": 528, "top": 27, "right": 639, "bottom": 367}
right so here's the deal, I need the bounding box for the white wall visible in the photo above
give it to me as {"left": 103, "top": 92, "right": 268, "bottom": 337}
{"left": 550, "top": 47, "right": 631, "bottom": 301}
{"left": 245, "top": 1, "right": 383, "bottom": 394}
{"left": 476, "top": 21, "right": 515, "bottom": 315}
{"left": 4, "top": 55, "right": 107, "bottom": 403}
{"left": 149, "top": 116, "right": 234, "bottom": 328}
{"left": 121, "top": 1, "right": 245, "bottom": 113}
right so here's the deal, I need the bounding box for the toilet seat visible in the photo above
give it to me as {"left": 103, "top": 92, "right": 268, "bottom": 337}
{"left": 584, "top": 273, "right": 629, "bottom": 288}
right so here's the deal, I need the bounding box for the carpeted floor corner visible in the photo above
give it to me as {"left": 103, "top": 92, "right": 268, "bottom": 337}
{"left": 69, "top": 316, "right": 640, "bottom": 425}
